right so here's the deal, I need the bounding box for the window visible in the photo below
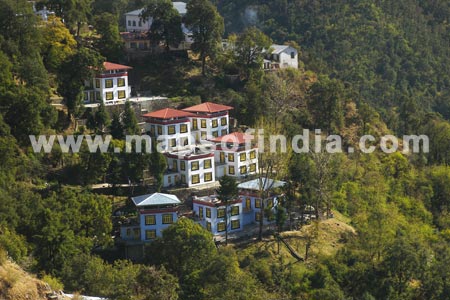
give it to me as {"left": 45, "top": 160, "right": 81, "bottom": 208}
{"left": 128, "top": 20, "right": 131, "bottom": 26}
{"left": 126, "top": 228, "right": 131, "bottom": 236}
{"left": 162, "top": 214, "right": 173, "bottom": 224}
{"left": 105, "top": 79, "right": 113, "bottom": 88}
{"left": 132, "top": 20, "right": 136, "bottom": 26}
{"left": 231, "top": 219, "right": 240, "bottom": 229}
{"left": 180, "top": 160, "right": 185, "bottom": 170}
{"left": 255, "top": 212, "right": 261, "bottom": 222}
{"left": 146, "top": 230, "right": 156, "bottom": 240}
{"left": 204, "top": 159, "right": 212, "bottom": 169}
{"left": 201, "top": 131, "right": 207, "bottom": 140}
{"left": 182, "top": 138, "right": 189, "bottom": 146}
{"left": 83, "top": 92, "right": 88, "bottom": 101}
{"left": 246, "top": 198, "right": 251, "bottom": 209}
{"left": 250, "top": 150, "right": 256, "bottom": 159}
{"left": 117, "top": 78, "right": 125, "bottom": 87}
{"left": 168, "top": 176, "right": 172, "bottom": 184}
{"left": 105, "top": 92, "right": 113, "bottom": 100}
{"left": 201, "top": 119, "right": 206, "bottom": 128}
{"left": 212, "top": 131, "right": 218, "bottom": 137}
{"left": 192, "top": 119, "right": 198, "bottom": 130}
{"left": 217, "top": 222, "right": 226, "bottom": 232}
{"left": 240, "top": 152, "right": 246, "bottom": 162}
{"left": 198, "top": 206, "right": 203, "bottom": 218}
{"left": 206, "top": 221, "right": 211, "bottom": 231}
{"left": 170, "top": 138, "right": 176, "bottom": 147}
{"left": 95, "top": 79, "right": 100, "bottom": 88}
{"left": 255, "top": 199, "right": 261, "bottom": 208}
{"left": 267, "top": 199, "right": 273, "bottom": 208}
{"left": 191, "top": 161, "right": 199, "bottom": 171}
{"left": 204, "top": 172, "right": 212, "bottom": 182}
{"left": 145, "top": 215, "right": 156, "bottom": 225}
{"left": 206, "top": 207, "right": 211, "bottom": 218}
{"left": 157, "top": 126, "right": 162, "bottom": 135}
{"left": 168, "top": 125, "right": 176, "bottom": 134}
{"left": 231, "top": 206, "right": 239, "bottom": 216}
{"left": 118, "top": 90, "right": 126, "bottom": 99}
{"left": 221, "top": 129, "right": 228, "bottom": 136}
{"left": 220, "top": 152, "right": 225, "bottom": 163}
{"left": 95, "top": 91, "right": 100, "bottom": 101}
{"left": 221, "top": 117, "right": 227, "bottom": 125}
{"left": 192, "top": 174, "right": 200, "bottom": 184}
{"left": 217, "top": 208, "right": 225, "bottom": 218}
{"left": 181, "top": 174, "right": 186, "bottom": 183}
{"left": 180, "top": 124, "right": 188, "bottom": 133}
{"left": 229, "top": 166, "right": 235, "bottom": 175}
{"left": 240, "top": 165, "right": 247, "bottom": 175}
{"left": 138, "top": 20, "right": 142, "bottom": 27}
{"left": 212, "top": 119, "right": 218, "bottom": 128}
{"left": 228, "top": 153, "right": 234, "bottom": 162}
{"left": 291, "top": 51, "right": 295, "bottom": 59}
{"left": 249, "top": 163, "right": 256, "bottom": 172}
{"left": 172, "top": 160, "right": 178, "bottom": 171}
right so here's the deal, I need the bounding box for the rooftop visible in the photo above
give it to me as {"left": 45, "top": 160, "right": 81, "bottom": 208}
{"left": 132, "top": 193, "right": 181, "bottom": 207}
{"left": 125, "top": 2, "right": 187, "bottom": 17}
{"left": 238, "top": 178, "right": 286, "bottom": 191}
{"left": 210, "top": 132, "right": 254, "bottom": 144}
{"left": 143, "top": 108, "right": 196, "bottom": 120}
{"left": 183, "top": 102, "right": 234, "bottom": 113}
{"left": 103, "top": 61, "right": 133, "bottom": 71}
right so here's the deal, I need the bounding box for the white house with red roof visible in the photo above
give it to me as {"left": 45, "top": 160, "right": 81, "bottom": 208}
{"left": 210, "top": 132, "right": 259, "bottom": 178}
{"left": 182, "top": 102, "right": 233, "bottom": 141}
{"left": 143, "top": 108, "right": 195, "bottom": 152}
{"left": 84, "top": 62, "right": 132, "bottom": 105}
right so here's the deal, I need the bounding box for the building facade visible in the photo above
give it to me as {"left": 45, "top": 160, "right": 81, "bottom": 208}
{"left": 211, "top": 132, "right": 258, "bottom": 178}
{"left": 143, "top": 108, "right": 195, "bottom": 152}
{"left": 193, "top": 195, "right": 243, "bottom": 235}
{"left": 120, "top": 193, "right": 181, "bottom": 242}
{"left": 237, "top": 179, "right": 286, "bottom": 226}
{"left": 182, "top": 102, "right": 233, "bottom": 141}
{"left": 84, "top": 62, "right": 132, "bottom": 104}
{"left": 264, "top": 45, "right": 299, "bottom": 70}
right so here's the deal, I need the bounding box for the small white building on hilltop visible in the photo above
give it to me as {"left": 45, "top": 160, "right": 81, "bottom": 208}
{"left": 264, "top": 45, "right": 298, "bottom": 70}
{"left": 84, "top": 62, "right": 132, "bottom": 105}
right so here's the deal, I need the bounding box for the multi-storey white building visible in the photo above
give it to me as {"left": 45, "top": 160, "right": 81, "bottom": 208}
{"left": 193, "top": 195, "right": 243, "bottom": 235}
{"left": 84, "top": 62, "right": 132, "bottom": 104}
{"left": 182, "top": 102, "right": 233, "bottom": 141}
{"left": 210, "top": 132, "right": 258, "bottom": 178}
{"left": 163, "top": 148, "right": 215, "bottom": 188}
{"left": 143, "top": 108, "right": 195, "bottom": 152}
{"left": 120, "top": 193, "right": 181, "bottom": 242}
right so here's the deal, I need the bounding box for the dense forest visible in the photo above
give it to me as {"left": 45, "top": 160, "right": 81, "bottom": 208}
{"left": 0, "top": 0, "right": 450, "bottom": 299}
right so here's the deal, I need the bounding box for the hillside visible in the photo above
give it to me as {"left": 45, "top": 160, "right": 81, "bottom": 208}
{"left": 0, "top": 259, "right": 63, "bottom": 300}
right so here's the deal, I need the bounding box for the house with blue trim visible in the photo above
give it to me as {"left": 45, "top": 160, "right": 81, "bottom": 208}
{"left": 238, "top": 178, "right": 286, "bottom": 226}
{"left": 120, "top": 193, "right": 181, "bottom": 242}
{"left": 192, "top": 195, "right": 243, "bottom": 235}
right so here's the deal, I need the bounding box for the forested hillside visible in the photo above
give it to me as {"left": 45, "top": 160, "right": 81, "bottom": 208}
{"left": 0, "top": 0, "right": 449, "bottom": 299}
{"left": 217, "top": 0, "right": 450, "bottom": 131}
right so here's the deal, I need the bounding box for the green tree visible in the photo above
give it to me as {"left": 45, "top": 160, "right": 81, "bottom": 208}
{"left": 122, "top": 101, "right": 140, "bottom": 135}
{"left": 141, "top": 0, "right": 184, "bottom": 51}
{"left": 234, "top": 27, "right": 272, "bottom": 80}
{"left": 186, "top": 0, "right": 224, "bottom": 76}
{"left": 149, "top": 149, "right": 167, "bottom": 192}
{"left": 93, "top": 12, "right": 124, "bottom": 61}
{"left": 217, "top": 175, "right": 238, "bottom": 245}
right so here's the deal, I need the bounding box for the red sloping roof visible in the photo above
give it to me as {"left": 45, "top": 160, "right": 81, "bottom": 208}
{"left": 183, "top": 102, "right": 234, "bottom": 113}
{"left": 210, "top": 132, "right": 254, "bottom": 144}
{"left": 103, "top": 62, "right": 133, "bottom": 71}
{"left": 143, "top": 108, "right": 196, "bottom": 120}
